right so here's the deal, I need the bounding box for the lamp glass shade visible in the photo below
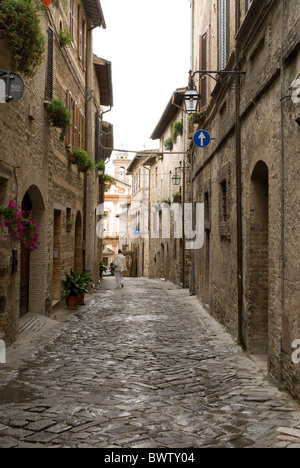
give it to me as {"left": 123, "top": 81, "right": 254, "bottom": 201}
{"left": 184, "top": 88, "right": 200, "bottom": 114}
{"left": 172, "top": 174, "right": 181, "bottom": 186}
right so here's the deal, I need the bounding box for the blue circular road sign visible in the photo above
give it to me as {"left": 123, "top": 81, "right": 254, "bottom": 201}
{"left": 193, "top": 130, "right": 211, "bottom": 148}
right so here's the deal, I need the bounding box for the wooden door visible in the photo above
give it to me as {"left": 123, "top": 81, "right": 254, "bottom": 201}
{"left": 19, "top": 193, "right": 32, "bottom": 317}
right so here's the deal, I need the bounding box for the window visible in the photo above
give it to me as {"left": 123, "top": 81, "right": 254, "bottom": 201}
{"left": 218, "top": 0, "right": 228, "bottom": 70}
{"left": 119, "top": 167, "right": 125, "bottom": 180}
{"left": 69, "top": 0, "right": 74, "bottom": 38}
{"left": 199, "top": 33, "right": 208, "bottom": 107}
{"left": 220, "top": 180, "right": 228, "bottom": 222}
{"left": 45, "top": 28, "right": 54, "bottom": 100}
{"left": 78, "top": 6, "right": 82, "bottom": 60}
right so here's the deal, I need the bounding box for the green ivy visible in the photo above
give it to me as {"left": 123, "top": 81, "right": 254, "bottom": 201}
{"left": 0, "top": 0, "right": 46, "bottom": 78}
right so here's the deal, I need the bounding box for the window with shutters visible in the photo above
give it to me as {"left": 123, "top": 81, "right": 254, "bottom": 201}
{"left": 70, "top": 0, "right": 74, "bottom": 38}
{"left": 45, "top": 28, "right": 54, "bottom": 100}
{"left": 78, "top": 6, "right": 82, "bottom": 61}
{"left": 199, "top": 33, "right": 208, "bottom": 108}
{"left": 66, "top": 90, "right": 73, "bottom": 146}
{"left": 218, "top": 0, "right": 228, "bottom": 70}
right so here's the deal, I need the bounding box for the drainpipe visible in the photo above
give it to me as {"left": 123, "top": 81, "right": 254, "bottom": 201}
{"left": 235, "top": 37, "right": 243, "bottom": 345}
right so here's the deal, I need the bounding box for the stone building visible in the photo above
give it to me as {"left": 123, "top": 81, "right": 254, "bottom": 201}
{"left": 189, "top": 0, "right": 300, "bottom": 398}
{"left": 103, "top": 154, "right": 131, "bottom": 266}
{"left": 0, "top": 0, "right": 113, "bottom": 344}
{"left": 148, "top": 89, "right": 190, "bottom": 287}
{"left": 126, "top": 151, "right": 152, "bottom": 278}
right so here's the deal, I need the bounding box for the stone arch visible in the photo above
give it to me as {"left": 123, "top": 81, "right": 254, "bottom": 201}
{"left": 248, "top": 161, "right": 269, "bottom": 354}
{"left": 74, "top": 211, "right": 83, "bottom": 272}
{"left": 20, "top": 185, "right": 46, "bottom": 317}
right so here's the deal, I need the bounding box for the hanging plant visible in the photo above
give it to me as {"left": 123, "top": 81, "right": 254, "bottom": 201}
{"left": 164, "top": 137, "right": 173, "bottom": 151}
{"left": 172, "top": 120, "right": 183, "bottom": 144}
{"left": 69, "top": 147, "right": 94, "bottom": 172}
{"left": 0, "top": 0, "right": 46, "bottom": 78}
{"left": 0, "top": 200, "right": 40, "bottom": 252}
{"left": 59, "top": 30, "right": 74, "bottom": 48}
{"left": 47, "top": 99, "right": 71, "bottom": 141}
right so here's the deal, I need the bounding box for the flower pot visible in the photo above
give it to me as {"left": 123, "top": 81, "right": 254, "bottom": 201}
{"left": 77, "top": 294, "right": 85, "bottom": 305}
{"left": 80, "top": 166, "right": 88, "bottom": 173}
{"left": 173, "top": 196, "right": 181, "bottom": 203}
{"left": 69, "top": 154, "right": 77, "bottom": 164}
{"left": 66, "top": 295, "right": 78, "bottom": 309}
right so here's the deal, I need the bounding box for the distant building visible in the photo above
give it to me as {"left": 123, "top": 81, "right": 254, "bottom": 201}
{"left": 103, "top": 154, "right": 131, "bottom": 266}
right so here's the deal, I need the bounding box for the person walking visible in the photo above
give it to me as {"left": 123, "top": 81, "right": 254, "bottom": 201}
{"left": 113, "top": 249, "right": 127, "bottom": 288}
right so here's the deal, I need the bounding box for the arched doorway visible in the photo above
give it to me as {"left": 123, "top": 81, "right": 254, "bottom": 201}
{"left": 20, "top": 193, "right": 32, "bottom": 317}
{"left": 74, "top": 211, "right": 83, "bottom": 272}
{"left": 248, "top": 161, "right": 269, "bottom": 354}
{"left": 20, "top": 186, "right": 45, "bottom": 317}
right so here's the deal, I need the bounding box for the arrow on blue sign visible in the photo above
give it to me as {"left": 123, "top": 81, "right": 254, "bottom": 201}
{"left": 193, "top": 130, "right": 211, "bottom": 148}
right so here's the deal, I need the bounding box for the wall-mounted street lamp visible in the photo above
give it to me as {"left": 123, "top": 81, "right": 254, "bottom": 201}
{"left": 184, "top": 69, "right": 246, "bottom": 116}
{"left": 172, "top": 172, "right": 181, "bottom": 186}
{"left": 183, "top": 87, "right": 201, "bottom": 115}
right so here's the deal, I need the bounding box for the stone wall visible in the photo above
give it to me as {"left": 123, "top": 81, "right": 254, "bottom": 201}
{"left": 191, "top": 0, "right": 300, "bottom": 399}
{"left": 0, "top": 1, "right": 106, "bottom": 344}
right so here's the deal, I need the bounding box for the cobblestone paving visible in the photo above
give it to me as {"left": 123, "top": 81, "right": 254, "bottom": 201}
{"left": 0, "top": 278, "right": 300, "bottom": 448}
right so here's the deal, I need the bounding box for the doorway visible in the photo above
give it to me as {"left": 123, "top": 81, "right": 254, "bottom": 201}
{"left": 19, "top": 193, "right": 32, "bottom": 317}
{"left": 249, "top": 161, "right": 269, "bottom": 354}
{"left": 74, "top": 211, "right": 83, "bottom": 272}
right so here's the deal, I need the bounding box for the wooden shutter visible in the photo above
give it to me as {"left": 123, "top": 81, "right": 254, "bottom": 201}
{"left": 70, "top": 0, "right": 74, "bottom": 38}
{"left": 78, "top": 6, "right": 82, "bottom": 61}
{"left": 199, "top": 33, "right": 208, "bottom": 108}
{"left": 82, "top": 20, "right": 87, "bottom": 70}
{"left": 66, "top": 90, "right": 72, "bottom": 146}
{"left": 218, "top": 0, "right": 227, "bottom": 70}
{"left": 45, "top": 28, "right": 54, "bottom": 100}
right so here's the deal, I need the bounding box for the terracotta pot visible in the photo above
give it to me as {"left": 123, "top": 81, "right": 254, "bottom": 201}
{"left": 69, "top": 154, "right": 77, "bottom": 164}
{"left": 77, "top": 294, "right": 85, "bottom": 305}
{"left": 66, "top": 295, "right": 78, "bottom": 309}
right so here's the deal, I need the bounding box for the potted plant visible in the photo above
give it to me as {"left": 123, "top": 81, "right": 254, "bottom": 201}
{"left": 77, "top": 272, "right": 94, "bottom": 305}
{"left": 172, "top": 120, "right": 183, "bottom": 144}
{"left": 95, "top": 160, "right": 106, "bottom": 176}
{"left": 0, "top": 0, "right": 46, "bottom": 78}
{"left": 66, "top": 218, "right": 74, "bottom": 232}
{"left": 69, "top": 147, "right": 94, "bottom": 172}
{"left": 46, "top": 99, "right": 71, "bottom": 141}
{"left": 99, "top": 261, "right": 108, "bottom": 279}
{"left": 59, "top": 30, "right": 73, "bottom": 48}
{"left": 61, "top": 270, "right": 80, "bottom": 309}
{"left": 0, "top": 199, "right": 40, "bottom": 251}
{"left": 188, "top": 111, "right": 204, "bottom": 124}
{"left": 164, "top": 137, "right": 173, "bottom": 151}
{"left": 161, "top": 198, "right": 171, "bottom": 206}
{"left": 173, "top": 191, "right": 182, "bottom": 203}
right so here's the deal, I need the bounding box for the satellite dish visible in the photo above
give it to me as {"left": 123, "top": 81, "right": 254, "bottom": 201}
{"left": 0, "top": 70, "right": 25, "bottom": 103}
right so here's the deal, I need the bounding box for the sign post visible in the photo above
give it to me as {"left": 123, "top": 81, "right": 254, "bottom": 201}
{"left": 193, "top": 129, "right": 211, "bottom": 148}
{"left": 0, "top": 70, "right": 25, "bottom": 104}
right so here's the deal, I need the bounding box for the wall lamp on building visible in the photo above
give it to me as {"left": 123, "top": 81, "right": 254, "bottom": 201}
{"left": 184, "top": 69, "right": 246, "bottom": 115}
{"left": 172, "top": 171, "right": 181, "bottom": 186}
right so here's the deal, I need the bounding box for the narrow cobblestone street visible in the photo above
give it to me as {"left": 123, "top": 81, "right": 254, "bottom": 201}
{"left": 0, "top": 277, "right": 300, "bottom": 448}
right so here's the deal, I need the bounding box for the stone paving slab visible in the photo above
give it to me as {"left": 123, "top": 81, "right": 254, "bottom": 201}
{"left": 0, "top": 277, "right": 299, "bottom": 448}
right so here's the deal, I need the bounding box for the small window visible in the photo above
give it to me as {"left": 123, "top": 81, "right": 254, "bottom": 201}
{"left": 119, "top": 167, "right": 125, "bottom": 180}
{"left": 220, "top": 180, "right": 228, "bottom": 223}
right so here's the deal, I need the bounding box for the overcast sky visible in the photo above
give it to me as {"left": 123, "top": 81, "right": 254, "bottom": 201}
{"left": 93, "top": 0, "right": 191, "bottom": 156}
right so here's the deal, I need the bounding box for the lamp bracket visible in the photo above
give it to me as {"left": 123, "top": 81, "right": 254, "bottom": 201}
{"left": 189, "top": 69, "right": 246, "bottom": 86}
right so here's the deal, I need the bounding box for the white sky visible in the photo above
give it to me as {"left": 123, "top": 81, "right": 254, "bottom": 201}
{"left": 93, "top": 0, "right": 191, "bottom": 156}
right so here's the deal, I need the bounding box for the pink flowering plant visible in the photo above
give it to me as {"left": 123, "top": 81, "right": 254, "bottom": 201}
{"left": 0, "top": 200, "right": 40, "bottom": 252}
